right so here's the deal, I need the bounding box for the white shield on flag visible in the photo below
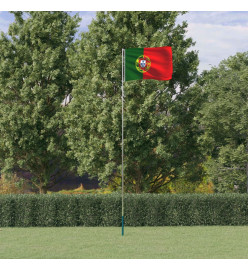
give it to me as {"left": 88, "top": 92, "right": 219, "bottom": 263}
{"left": 140, "top": 60, "right": 146, "bottom": 68}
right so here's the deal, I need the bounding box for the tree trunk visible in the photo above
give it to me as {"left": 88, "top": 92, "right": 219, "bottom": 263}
{"left": 134, "top": 166, "right": 144, "bottom": 193}
{"left": 135, "top": 182, "right": 141, "bottom": 193}
{"left": 39, "top": 186, "right": 48, "bottom": 194}
{"left": 135, "top": 174, "right": 142, "bottom": 193}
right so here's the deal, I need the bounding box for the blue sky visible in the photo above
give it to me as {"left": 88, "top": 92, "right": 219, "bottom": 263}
{"left": 0, "top": 11, "right": 248, "bottom": 74}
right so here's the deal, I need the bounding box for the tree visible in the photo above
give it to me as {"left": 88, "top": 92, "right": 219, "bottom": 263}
{"left": 197, "top": 52, "right": 248, "bottom": 193}
{"left": 65, "top": 11, "right": 200, "bottom": 193}
{"left": 0, "top": 12, "right": 80, "bottom": 193}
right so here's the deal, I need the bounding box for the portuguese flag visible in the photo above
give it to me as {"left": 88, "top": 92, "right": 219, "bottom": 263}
{"left": 125, "top": 46, "right": 173, "bottom": 81}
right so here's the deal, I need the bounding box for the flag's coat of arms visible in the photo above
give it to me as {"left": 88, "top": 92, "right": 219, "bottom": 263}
{"left": 135, "top": 55, "right": 151, "bottom": 73}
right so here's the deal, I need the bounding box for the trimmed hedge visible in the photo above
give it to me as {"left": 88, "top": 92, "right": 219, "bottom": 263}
{"left": 1, "top": 193, "right": 248, "bottom": 227}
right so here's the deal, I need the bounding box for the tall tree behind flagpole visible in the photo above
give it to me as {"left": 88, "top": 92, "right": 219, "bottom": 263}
{"left": 121, "top": 48, "right": 125, "bottom": 236}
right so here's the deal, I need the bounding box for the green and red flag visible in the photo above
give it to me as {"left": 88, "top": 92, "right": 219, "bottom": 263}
{"left": 125, "top": 46, "right": 173, "bottom": 81}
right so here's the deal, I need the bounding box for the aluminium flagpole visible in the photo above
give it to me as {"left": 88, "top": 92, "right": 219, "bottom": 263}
{"left": 121, "top": 48, "right": 125, "bottom": 236}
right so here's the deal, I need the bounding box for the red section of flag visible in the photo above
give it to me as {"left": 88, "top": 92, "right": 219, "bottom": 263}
{"left": 143, "top": 46, "right": 173, "bottom": 80}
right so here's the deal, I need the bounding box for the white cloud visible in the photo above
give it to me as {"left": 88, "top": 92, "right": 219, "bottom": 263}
{"left": 177, "top": 12, "right": 248, "bottom": 73}
{"left": 178, "top": 11, "right": 248, "bottom": 27}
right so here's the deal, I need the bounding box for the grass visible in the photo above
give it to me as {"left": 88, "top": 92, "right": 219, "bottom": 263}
{"left": 0, "top": 226, "right": 248, "bottom": 259}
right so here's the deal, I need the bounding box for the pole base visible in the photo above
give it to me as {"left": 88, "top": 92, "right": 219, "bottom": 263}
{"left": 122, "top": 216, "right": 124, "bottom": 236}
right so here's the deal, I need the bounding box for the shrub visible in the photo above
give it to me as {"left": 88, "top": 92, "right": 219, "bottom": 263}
{"left": 78, "top": 194, "right": 103, "bottom": 226}
{"left": 1, "top": 193, "right": 248, "bottom": 227}
{"left": 167, "top": 178, "right": 214, "bottom": 194}
{"left": 0, "top": 174, "right": 27, "bottom": 194}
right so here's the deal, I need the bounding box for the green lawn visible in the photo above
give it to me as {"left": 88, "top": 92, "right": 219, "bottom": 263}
{"left": 0, "top": 226, "right": 248, "bottom": 259}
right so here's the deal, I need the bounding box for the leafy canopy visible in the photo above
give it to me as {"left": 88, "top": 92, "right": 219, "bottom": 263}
{"left": 197, "top": 52, "right": 248, "bottom": 193}
{"left": 65, "top": 11, "right": 200, "bottom": 193}
{"left": 0, "top": 11, "right": 80, "bottom": 193}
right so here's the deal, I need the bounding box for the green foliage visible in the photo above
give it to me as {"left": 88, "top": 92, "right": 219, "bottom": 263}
{"left": 0, "top": 12, "right": 81, "bottom": 193}
{"left": 65, "top": 11, "right": 201, "bottom": 193}
{"left": 48, "top": 184, "right": 112, "bottom": 194}
{"left": 197, "top": 52, "right": 248, "bottom": 193}
{"left": 1, "top": 193, "right": 248, "bottom": 226}
{"left": 0, "top": 173, "right": 27, "bottom": 194}
{"left": 78, "top": 194, "right": 103, "bottom": 226}
{"left": 167, "top": 177, "right": 214, "bottom": 194}
{"left": 101, "top": 194, "right": 121, "bottom": 226}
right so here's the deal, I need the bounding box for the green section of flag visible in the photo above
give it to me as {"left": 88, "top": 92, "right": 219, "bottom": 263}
{"left": 125, "top": 47, "right": 144, "bottom": 81}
